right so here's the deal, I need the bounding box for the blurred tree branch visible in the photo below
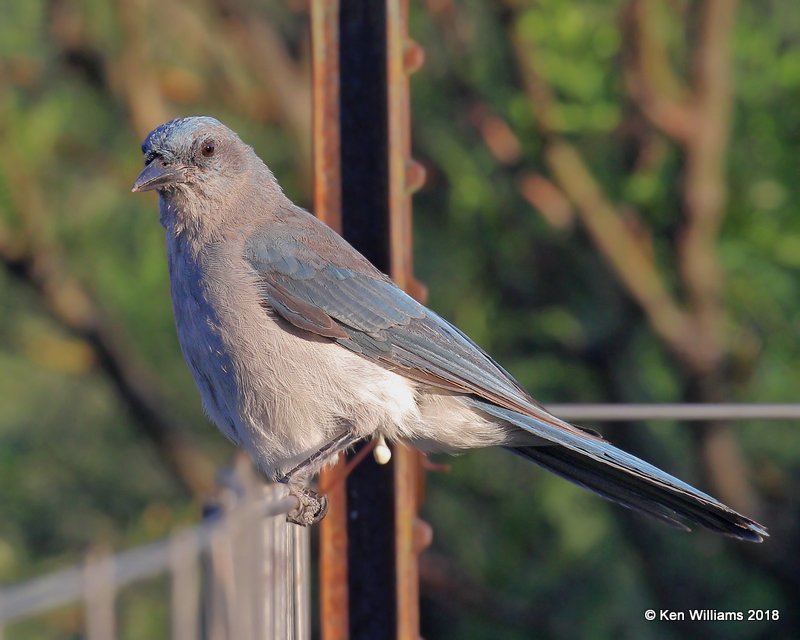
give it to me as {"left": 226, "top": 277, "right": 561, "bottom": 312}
{"left": 507, "top": 0, "right": 758, "bottom": 516}
{"left": 681, "top": 0, "right": 737, "bottom": 358}
{"left": 211, "top": 0, "right": 312, "bottom": 175}
{"left": 621, "top": 0, "right": 696, "bottom": 142}
{"left": 624, "top": 0, "right": 739, "bottom": 366}
{"left": 510, "top": 27, "right": 704, "bottom": 366}
{"left": 113, "top": 0, "right": 172, "bottom": 136}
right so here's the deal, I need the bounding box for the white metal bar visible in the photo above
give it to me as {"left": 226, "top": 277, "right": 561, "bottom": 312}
{"left": 545, "top": 403, "right": 800, "bottom": 421}
{"left": 293, "top": 522, "right": 311, "bottom": 640}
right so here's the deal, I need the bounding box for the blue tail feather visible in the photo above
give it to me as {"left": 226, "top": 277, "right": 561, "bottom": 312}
{"left": 468, "top": 399, "right": 768, "bottom": 542}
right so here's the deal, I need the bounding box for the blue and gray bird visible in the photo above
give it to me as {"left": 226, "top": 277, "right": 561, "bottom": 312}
{"left": 133, "top": 116, "right": 766, "bottom": 540}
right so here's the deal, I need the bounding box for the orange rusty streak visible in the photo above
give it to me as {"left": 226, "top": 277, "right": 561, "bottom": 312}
{"left": 312, "top": 2, "right": 349, "bottom": 639}
{"left": 312, "top": 0, "right": 342, "bottom": 233}
{"left": 387, "top": 1, "right": 430, "bottom": 639}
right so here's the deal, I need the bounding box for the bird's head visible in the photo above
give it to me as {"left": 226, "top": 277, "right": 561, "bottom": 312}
{"left": 132, "top": 116, "right": 253, "bottom": 197}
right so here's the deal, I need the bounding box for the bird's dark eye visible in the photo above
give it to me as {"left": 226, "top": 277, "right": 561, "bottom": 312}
{"left": 201, "top": 140, "right": 216, "bottom": 158}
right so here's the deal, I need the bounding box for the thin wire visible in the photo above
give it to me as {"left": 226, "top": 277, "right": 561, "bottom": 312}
{"left": 544, "top": 403, "right": 800, "bottom": 422}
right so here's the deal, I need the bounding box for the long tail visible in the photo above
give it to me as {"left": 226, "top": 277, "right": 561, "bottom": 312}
{"left": 468, "top": 399, "right": 768, "bottom": 542}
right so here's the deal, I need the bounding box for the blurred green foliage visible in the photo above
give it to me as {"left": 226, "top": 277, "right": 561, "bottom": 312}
{"left": 0, "top": 1, "right": 798, "bottom": 639}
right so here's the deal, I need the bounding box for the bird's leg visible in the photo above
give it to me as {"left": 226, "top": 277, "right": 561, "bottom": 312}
{"left": 278, "top": 426, "right": 360, "bottom": 526}
{"left": 278, "top": 428, "right": 360, "bottom": 485}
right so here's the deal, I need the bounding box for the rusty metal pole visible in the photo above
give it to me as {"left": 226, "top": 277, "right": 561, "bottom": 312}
{"left": 312, "top": 1, "right": 429, "bottom": 639}
{"left": 386, "top": 2, "right": 431, "bottom": 639}
{"left": 311, "top": 4, "right": 350, "bottom": 635}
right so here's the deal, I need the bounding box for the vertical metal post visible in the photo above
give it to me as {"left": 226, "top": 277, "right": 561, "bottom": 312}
{"left": 312, "top": 2, "right": 350, "bottom": 638}
{"left": 169, "top": 529, "right": 201, "bottom": 640}
{"left": 386, "top": 3, "right": 430, "bottom": 637}
{"left": 312, "top": 1, "right": 430, "bottom": 639}
{"left": 83, "top": 552, "right": 116, "bottom": 640}
{"left": 338, "top": 3, "right": 397, "bottom": 638}
{"left": 205, "top": 458, "right": 310, "bottom": 640}
{"left": 261, "top": 484, "right": 310, "bottom": 640}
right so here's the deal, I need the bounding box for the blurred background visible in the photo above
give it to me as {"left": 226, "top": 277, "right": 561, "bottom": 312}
{"left": 1, "top": 0, "right": 799, "bottom": 638}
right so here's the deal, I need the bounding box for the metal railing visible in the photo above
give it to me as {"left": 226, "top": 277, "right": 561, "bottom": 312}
{"left": 0, "top": 459, "right": 309, "bottom": 640}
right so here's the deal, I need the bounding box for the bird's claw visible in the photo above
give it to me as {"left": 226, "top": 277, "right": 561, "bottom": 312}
{"left": 286, "top": 486, "right": 328, "bottom": 526}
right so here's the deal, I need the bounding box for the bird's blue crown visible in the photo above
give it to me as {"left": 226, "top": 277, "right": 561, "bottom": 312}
{"left": 141, "top": 116, "right": 222, "bottom": 157}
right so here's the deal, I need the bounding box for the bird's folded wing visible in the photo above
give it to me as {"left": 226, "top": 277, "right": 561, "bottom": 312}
{"left": 244, "top": 224, "right": 600, "bottom": 440}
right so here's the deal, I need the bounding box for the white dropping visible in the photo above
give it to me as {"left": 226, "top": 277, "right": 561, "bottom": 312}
{"left": 373, "top": 434, "right": 392, "bottom": 465}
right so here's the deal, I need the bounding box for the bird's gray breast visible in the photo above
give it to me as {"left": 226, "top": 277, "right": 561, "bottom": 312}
{"left": 166, "top": 234, "right": 242, "bottom": 444}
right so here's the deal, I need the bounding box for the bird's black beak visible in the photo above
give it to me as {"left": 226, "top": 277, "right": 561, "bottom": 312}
{"left": 131, "top": 161, "right": 186, "bottom": 193}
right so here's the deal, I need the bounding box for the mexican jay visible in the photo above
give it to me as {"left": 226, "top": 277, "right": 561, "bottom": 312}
{"left": 132, "top": 116, "right": 766, "bottom": 540}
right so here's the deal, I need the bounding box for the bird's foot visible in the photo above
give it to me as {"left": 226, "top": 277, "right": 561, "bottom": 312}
{"left": 286, "top": 486, "right": 328, "bottom": 526}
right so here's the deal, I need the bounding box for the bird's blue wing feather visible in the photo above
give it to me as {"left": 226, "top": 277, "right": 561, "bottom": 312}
{"left": 244, "top": 213, "right": 546, "bottom": 416}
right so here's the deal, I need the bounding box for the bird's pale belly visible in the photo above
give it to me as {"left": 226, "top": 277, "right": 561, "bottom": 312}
{"left": 212, "top": 311, "right": 422, "bottom": 477}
